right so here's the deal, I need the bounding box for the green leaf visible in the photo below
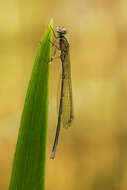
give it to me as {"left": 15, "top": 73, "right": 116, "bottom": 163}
{"left": 8, "top": 19, "right": 53, "bottom": 190}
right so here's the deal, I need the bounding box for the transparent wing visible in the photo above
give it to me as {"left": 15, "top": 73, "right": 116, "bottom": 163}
{"left": 57, "top": 52, "right": 74, "bottom": 128}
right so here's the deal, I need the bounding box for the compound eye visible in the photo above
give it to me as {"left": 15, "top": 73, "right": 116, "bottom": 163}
{"left": 56, "top": 26, "right": 60, "bottom": 33}
{"left": 63, "top": 29, "right": 67, "bottom": 34}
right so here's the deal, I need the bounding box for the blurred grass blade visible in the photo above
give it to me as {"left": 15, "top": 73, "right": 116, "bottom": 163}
{"left": 8, "top": 19, "right": 53, "bottom": 190}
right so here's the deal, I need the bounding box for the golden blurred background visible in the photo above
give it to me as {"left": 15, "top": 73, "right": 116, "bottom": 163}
{"left": 1, "top": 0, "right": 127, "bottom": 189}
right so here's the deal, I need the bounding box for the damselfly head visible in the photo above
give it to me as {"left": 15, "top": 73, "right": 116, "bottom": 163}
{"left": 56, "top": 26, "right": 67, "bottom": 35}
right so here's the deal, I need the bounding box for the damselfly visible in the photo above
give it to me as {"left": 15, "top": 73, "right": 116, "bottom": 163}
{"left": 50, "top": 26, "right": 74, "bottom": 159}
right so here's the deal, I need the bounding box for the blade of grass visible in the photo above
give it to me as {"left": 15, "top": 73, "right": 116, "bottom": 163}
{"left": 8, "top": 19, "right": 53, "bottom": 190}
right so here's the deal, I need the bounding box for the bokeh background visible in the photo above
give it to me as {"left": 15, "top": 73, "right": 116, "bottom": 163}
{"left": 1, "top": 0, "right": 127, "bottom": 189}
